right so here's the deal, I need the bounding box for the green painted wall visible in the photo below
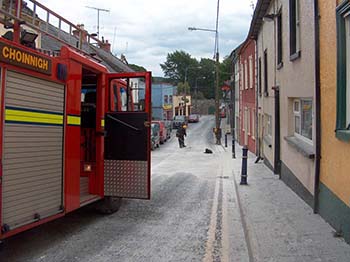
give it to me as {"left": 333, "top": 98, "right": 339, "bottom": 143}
{"left": 319, "top": 182, "right": 350, "bottom": 244}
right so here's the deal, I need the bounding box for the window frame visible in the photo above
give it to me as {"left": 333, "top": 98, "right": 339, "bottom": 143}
{"left": 289, "top": 0, "right": 301, "bottom": 60}
{"left": 252, "top": 109, "right": 256, "bottom": 139}
{"left": 244, "top": 60, "right": 248, "bottom": 89}
{"left": 293, "top": 98, "right": 313, "bottom": 144}
{"left": 249, "top": 55, "right": 253, "bottom": 89}
{"left": 265, "top": 114, "right": 272, "bottom": 138}
{"left": 263, "top": 49, "right": 269, "bottom": 96}
{"left": 258, "top": 57, "right": 262, "bottom": 96}
{"left": 336, "top": 1, "right": 350, "bottom": 141}
{"left": 277, "top": 10, "right": 283, "bottom": 68}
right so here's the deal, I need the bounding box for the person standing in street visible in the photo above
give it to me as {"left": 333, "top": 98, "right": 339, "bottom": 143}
{"left": 176, "top": 123, "right": 187, "bottom": 148}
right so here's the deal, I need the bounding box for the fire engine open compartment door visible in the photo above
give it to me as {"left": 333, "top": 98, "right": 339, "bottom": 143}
{"left": 104, "top": 72, "right": 151, "bottom": 199}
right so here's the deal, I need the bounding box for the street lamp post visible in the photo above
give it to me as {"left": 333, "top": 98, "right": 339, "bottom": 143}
{"left": 188, "top": 29, "right": 221, "bottom": 144}
{"left": 188, "top": 0, "right": 221, "bottom": 144}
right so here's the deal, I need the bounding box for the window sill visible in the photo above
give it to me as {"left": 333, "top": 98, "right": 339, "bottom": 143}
{"left": 284, "top": 136, "right": 315, "bottom": 159}
{"left": 277, "top": 62, "right": 283, "bottom": 70}
{"left": 290, "top": 51, "right": 301, "bottom": 62}
{"left": 335, "top": 129, "right": 350, "bottom": 142}
{"left": 263, "top": 135, "right": 272, "bottom": 148}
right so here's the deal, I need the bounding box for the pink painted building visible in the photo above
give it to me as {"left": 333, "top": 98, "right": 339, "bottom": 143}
{"left": 239, "top": 38, "right": 256, "bottom": 154}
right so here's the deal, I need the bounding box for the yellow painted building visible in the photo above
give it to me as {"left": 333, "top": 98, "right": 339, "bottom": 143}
{"left": 318, "top": 0, "right": 350, "bottom": 243}
{"left": 173, "top": 95, "right": 192, "bottom": 117}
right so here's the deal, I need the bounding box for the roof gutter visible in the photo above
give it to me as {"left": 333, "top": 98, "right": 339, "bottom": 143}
{"left": 313, "top": 0, "right": 321, "bottom": 214}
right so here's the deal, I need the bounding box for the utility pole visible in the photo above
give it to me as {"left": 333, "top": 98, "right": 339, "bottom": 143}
{"left": 214, "top": 0, "right": 221, "bottom": 145}
{"left": 85, "top": 6, "right": 110, "bottom": 39}
{"left": 188, "top": 0, "right": 221, "bottom": 144}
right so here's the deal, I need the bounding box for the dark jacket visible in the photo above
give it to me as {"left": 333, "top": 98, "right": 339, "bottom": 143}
{"left": 176, "top": 126, "right": 187, "bottom": 137}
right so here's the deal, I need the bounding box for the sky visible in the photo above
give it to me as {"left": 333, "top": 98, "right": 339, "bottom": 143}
{"left": 39, "top": 0, "right": 256, "bottom": 76}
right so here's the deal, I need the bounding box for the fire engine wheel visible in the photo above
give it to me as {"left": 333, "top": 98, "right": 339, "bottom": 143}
{"left": 95, "top": 197, "right": 122, "bottom": 214}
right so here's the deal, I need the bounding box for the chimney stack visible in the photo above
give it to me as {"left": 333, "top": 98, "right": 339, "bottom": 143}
{"left": 99, "top": 37, "right": 111, "bottom": 52}
{"left": 73, "top": 24, "right": 88, "bottom": 42}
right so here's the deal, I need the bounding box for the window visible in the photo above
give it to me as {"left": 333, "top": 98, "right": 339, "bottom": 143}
{"left": 265, "top": 114, "right": 272, "bottom": 137}
{"left": 258, "top": 57, "right": 262, "bottom": 96}
{"left": 289, "top": 0, "right": 300, "bottom": 60}
{"left": 240, "top": 63, "right": 244, "bottom": 90}
{"left": 293, "top": 99, "right": 313, "bottom": 142}
{"left": 264, "top": 50, "right": 268, "bottom": 96}
{"left": 243, "top": 107, "right": 248, "bottom": 131}
{"left": 252, "top": 109, "right": 255, "bottom": 138}
{"left": 249, "top": 56, "right": 253, "bottom": 89}
{"left": 164, "top": 95, "right": 168, "bottom": 104}
{"left": 336, "top": 2, "right": 350, "bottom": 140}
{"left": 244, "top": 60, "right": 248, "bottom": 89}
{"left": 248, "top": 108, "right": 251, "bottom": 135}
{"left": 277, "top": 11, "right": 283, "bottom": 67}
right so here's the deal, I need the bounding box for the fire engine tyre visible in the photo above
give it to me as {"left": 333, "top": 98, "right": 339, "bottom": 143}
{"left": 95, "top": 197, "right": 122, "bottom": 214}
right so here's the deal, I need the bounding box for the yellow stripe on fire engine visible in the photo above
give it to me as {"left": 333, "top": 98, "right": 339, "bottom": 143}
{"left": 5, "top": 108, "right": 63, "bottom": 126}
{"left": 67, "top": 115, "right": 81, "bottom": 126}
{"left": 101, "top": 119, "right": 105, "bottom": 128}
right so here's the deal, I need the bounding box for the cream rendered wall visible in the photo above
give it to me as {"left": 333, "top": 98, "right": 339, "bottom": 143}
{"left": 257, "top": 1, "right": 275, "bottom": 169}
{"left": 276, "top": 0, "right": 316, "bottom": 194}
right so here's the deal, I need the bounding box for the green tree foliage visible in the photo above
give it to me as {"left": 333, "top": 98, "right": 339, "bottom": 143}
{"left": 197, "top": 58, "right": 216, "bottom": 99}
{"left": 160, "top": 51, "right": 233, "bottom": 100}
{"left": 176, "top": 82, "right": 190, "bottom": 95}
{"left": 129, "top": 64, "right": 147, "bottom": 72}
{"left": 160, "top": 50, "right": 199, "bottom": 84}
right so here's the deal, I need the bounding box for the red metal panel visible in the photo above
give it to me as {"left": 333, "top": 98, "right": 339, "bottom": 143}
{"left": 93, "top": 73, "right": 105, "bottom": 197}
{"left": 60, "top": 46, "right": 107, "bottom": 74}
{"left": 64, "top": 60, "right": 82, "bottom": 212}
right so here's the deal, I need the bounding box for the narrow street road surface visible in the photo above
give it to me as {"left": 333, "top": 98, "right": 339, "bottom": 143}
{"left": 0, "top": 116, "right": 249, "bottom": 262}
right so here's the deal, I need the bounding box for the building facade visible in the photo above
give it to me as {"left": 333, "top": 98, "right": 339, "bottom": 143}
{"left": 252, "top": 0, "right": 317, "bottom": 208}
{"left": 239, "top": 39, "right": 256, "bottom": 154}
{"left": 173, "top": 95, "right": 192, "bottom": 117}
{"left": 318, "top": 0, "right": 350, "bottom": 243}
{"left": 151, "top": 83, "right": 174, "bottom": 120}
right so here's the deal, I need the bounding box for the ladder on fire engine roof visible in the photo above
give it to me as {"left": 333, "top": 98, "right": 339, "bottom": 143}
{"left": 0, "top": 0, "right": 105, "bottom": 57}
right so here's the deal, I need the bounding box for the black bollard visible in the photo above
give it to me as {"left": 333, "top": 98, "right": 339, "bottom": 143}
{"left": 225, "top": 133, "right": 228, "bottom": 147}
{"left": 240, "top": 145, "right": 248, "bottom": 185}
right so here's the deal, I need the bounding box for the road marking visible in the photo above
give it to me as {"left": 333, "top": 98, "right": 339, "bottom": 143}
{"left": 203, "top": 160, "right": 232, "bottom": 262}
{"left": 203, "top": 174, "right": 220, "bottom": 262}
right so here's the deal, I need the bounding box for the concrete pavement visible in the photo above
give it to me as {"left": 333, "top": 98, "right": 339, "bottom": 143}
{"left": 221, "top": 140, "right": 350, "bottom": 262}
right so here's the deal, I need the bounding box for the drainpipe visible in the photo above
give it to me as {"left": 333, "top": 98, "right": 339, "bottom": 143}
{"left": 313, "top": 0, "right": 321, "bottom": 214}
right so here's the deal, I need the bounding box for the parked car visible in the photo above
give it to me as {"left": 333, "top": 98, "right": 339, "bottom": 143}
{"left": 164, "top": 120, "right": 173, "bottom": 139}
{"left": 151, "top": 123, "right": 160, "bottom": 150}
{"left": 188, "top": 114, "right": 200, "bottom": 123}
{"left": 173, "top": 115, "right": 187, "bottom": 129}
{"left": 152, "top": 120, "right": 167, "bottom": 144}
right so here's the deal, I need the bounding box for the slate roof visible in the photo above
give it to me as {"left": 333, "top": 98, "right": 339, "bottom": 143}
{"left": 40, "top": 23, "right": 134, "bottom": 73}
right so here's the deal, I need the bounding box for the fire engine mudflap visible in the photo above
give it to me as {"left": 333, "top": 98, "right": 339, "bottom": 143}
{"left": 0, "top": 42, "right": 152, "bottom": 244}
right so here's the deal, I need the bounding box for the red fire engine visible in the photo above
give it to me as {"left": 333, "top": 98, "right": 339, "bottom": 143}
{"left": 0, "top": 0, "right": 152, "bottom": 243}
